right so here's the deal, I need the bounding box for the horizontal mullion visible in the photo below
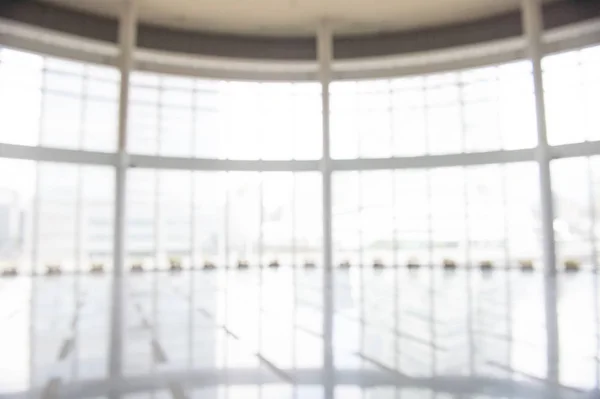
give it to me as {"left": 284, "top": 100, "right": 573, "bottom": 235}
{"left": 2, "top": 142, "right": 600, "bottom": 171}
{"left": 0, "top": 143, "right": 117, "bottom": 166}
{"left": 332, "top": 148, "right": 536, "bottom": 171}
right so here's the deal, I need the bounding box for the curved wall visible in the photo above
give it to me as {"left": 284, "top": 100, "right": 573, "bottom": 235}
{"left": 0, "top": 37, "right": 599, "bottom": 273}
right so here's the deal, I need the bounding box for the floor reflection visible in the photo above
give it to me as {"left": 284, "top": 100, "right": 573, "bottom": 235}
{"left": 0, "top": 268, "right": 599, "bottom": 398}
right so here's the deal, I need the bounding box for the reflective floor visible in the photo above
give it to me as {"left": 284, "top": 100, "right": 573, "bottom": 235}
{"left": 1, "top": 268, "right": 599, "bottom": 399}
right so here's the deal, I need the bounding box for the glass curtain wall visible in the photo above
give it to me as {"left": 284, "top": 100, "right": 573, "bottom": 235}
{"left": 552, "top": 156, "right": 600, "bottom": 271}
{"left": 0, "top": 48, "right": 119, "bottom": 151}
{"left": 1, "top": 44, "right": 600, "bottom": 272}
{"left": 330, "top": 61, "right": 537, "bottom": 160}
{"left": 544, "top": 47, "right": 600, "bottom": 145}
{"left": 128, "top": 73, "right": 322, "bottom": 160}
{"left": 126, "top": 170, "right": 321, "bottom": 269}
{"left": 333, "top": 163, "right": 541, "bottom": 269}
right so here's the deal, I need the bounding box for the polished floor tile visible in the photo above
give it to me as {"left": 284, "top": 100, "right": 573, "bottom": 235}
{"left": 1, "top": 268, "right": 599, "bottom": 398}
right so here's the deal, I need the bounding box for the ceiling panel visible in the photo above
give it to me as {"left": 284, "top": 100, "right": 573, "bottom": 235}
{"left": 42, "top": 0, "right": 560, "bottom": 36}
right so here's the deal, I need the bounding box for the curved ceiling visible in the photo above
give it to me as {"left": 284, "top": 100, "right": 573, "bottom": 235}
{"left": 42, "top": 0, "right": 556, "bottom": 37}
{"left": 1, "top": 0, "right": 598, "bottom": 61}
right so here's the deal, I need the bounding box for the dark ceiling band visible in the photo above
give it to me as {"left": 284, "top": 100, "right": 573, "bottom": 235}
{"left": 1, "top": 0, "right": 599, "bottom": 60}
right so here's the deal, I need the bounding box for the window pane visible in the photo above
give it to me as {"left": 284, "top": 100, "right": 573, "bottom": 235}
{"left": 193, "top": 172, "right": 227, "bottom": 266}
{"left": 228, "top": 172, "right": 260, "bottom": 265}
{"left": 552, "top": 158, "right": 593, "bottom": 269}
{"left": 81, "top": 166, "right": 114, "bottom": 270}
{"left": 0, "top": 49, "right": 43, "bottom": 146}
{"left": 427, "top": 106, "right": 461, "bottom": 155}
{"left": 37, "top": 163, "right": 78, "bottom": 272}
{"left": 41, "top": 93, "right": 82, "bottom": 149}
{"left": 505, "top": 162, "right": 541, "bottom": 265}
{"left": 467, "top": 165, "right": 505, "bottom": 266}
{"left": 430, "top": 168, "right": 465, "bottom": 265}
{"left": 295, "top": 173, "right": 322, "bottom": 266}
{"left": 395, "top": 170, "right": 429, "bottom": 265}
{"left": 157, "top": 170, "right": 192, "bottom": 269}
{"left": 126, "top": 168, "right": 156, "bottom": 267}
{"left": 262, "top": 172, "right": 293, "bottom": 265}
{"left": 0, "top": 159, "right": 35, "bottom": 273}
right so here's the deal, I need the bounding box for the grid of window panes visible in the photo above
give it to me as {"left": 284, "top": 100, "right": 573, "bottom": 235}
{"left": 0, "top": 159, "right": 115, "bottom": 274}
{"left": 1, "top": 44, "right": 600, "bottom": 274}
{"left": 1, "top": 44, "right": 599, "bottom": 157}
{"left": 552, "top": 156, "right": 600, "bottom": 271}
{"left": 128, "top": 73, "right": 322, "bottom": 160}
{"left": 0, "top": 47, "right": 119, "bottom": 151}
{"left": 330, "top": 61, "right": 538, "bottom": 159}
{"left": 333, "top": 163, "right": 543, "bottom": 269}
{"left": 126, "top": 170, "right": 322, "bottom": 269}
{"left": 544, "top": 46, "right": 600, "bottom": 145}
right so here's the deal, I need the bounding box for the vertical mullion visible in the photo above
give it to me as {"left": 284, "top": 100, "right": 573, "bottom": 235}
{"left": 356, "top": 85, "right": 363, "bottom": 269}
{"left": 389, "top": 82, "right": 399, "bottom": 268}
{"left": 32, "top": 58, "right": 47, "bottom": 276}
{"left": 190, "top": 83, "right": 197, "bottom": 270}
{"left": 188, "top": 81, "right": 197, "bottom": 370}
{"left": 110, "top": 0, "right": 137, "bottom": 385}
{"left": 317, "top": 24, "right": 333, "bottom": 399}
{"left": 522, "top": 0, "right": 557, "bottom": 275}
{"left": 259, "top": 173, "right": 264, "bottom": 268}
{"left": 424, "top": 79, "right": 433, "bottom": 268}
{"left": 154, "top": 78, "right": 162, "bottom": 270}
{"left": 589, "top": 157, "right": 598, "bottom": 272}
{"left": 459, "top": 79, "right": 471, "bottom": 269}
{"left": 224, "top": 172, "right": 230, "bottom": 269}
{"left": 75, "top": 67, "right": 88, "bottom": 274}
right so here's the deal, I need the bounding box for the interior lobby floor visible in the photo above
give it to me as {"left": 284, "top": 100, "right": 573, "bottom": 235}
{"left": 1, "top": 268, "right": 599, "bottom": 399}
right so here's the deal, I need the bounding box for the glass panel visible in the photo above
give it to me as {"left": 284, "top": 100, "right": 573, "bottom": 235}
{"left": 505, "top": 162, "right": 541, "bottom": 266}
{"left": 467, "top": 165, "right": 505, "bottom": 267}
{"left": 83, "top": 99, "right": 118, "bottom": 152}
{"left": 393, "top": 105, "right": 427, "bottom": 157}
{"left": 331, "top": 82, "right": 359, "bottom": 160}
{"left": 0, "top": 49, "right": 43, "bottom": 146}
{"left": 40, "top": 93, "right": 82, "bottom": 149}
{"left": 292, "top": 83, "right": 322, "bottom": 160}
{"left": 552, "top": 158, "right": 593, "bottom": 270}
{"left": 295, "top": 173, "right": 322, "bottom": 266}
{"left": 0, "top": 51, "right": 118, "bottom": 151}
{"left": 463, "top": 77, "right": 502, "bottom": 153}
{"left": 262, "top": 172, "right": 293, "bottom": 265}
{"left": 222, "top": 83, "right": 260, "bottom": 160}
{"left": 592, "top": 156, "right": 600, "bottom": 267}
{"left": 333, "top": 172, "right": 360, "bottom": 265}
{"left": 126, "top": 169, "right": 156, "bottom": 268}
{"left": 44, "top": 70, "right": 84, "bottom": 96}
{"left": 498, "top": 61, "right": 536, "bottom": 149}
{"left": 361, "top": 171, "right": 394, "bottom": 266}
{"left": 81, "top": 166, "right": 114, "bottom": 271}
{"left": 0, "top": 159, "right": 35, "bottom": 274}
{"left": 157, "top": 170, "right": 192, "bottom": 269}
{"left": 427, "top": 105, "right": 462, "bottom": 154}
{"left": 581, "top": 45, "right": 600, "bottom": 141}
{"left": 544, "top": 51, "right": 586, "bottom": 145}
{"left": 37, "top": 163, "right": 78, "bottom": 272}
{"left": 194, "top": 109, "right": 224, "bottom": 159}
{"left": 128, "top": 103, "right": 159, "bottom": 155}
{"left": 395, "top": 170, "right": 429, "bottom": 266}
{"left": 228, "top": 172, "right": 260, "bottom": 266}
{"left": 193, "top": 172, "right": 227, "bottom": 267}
{"left": 259, "top": 84, "right": 294, "bottom": 160}
{"left": 430, "top": 168, "right": 466, "bottom": 266}
{"left": 357, "top": 81, "right": 392, "bottom": 159}
{"left": 159, "top": 106, "right": 193, "bottom": 157}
